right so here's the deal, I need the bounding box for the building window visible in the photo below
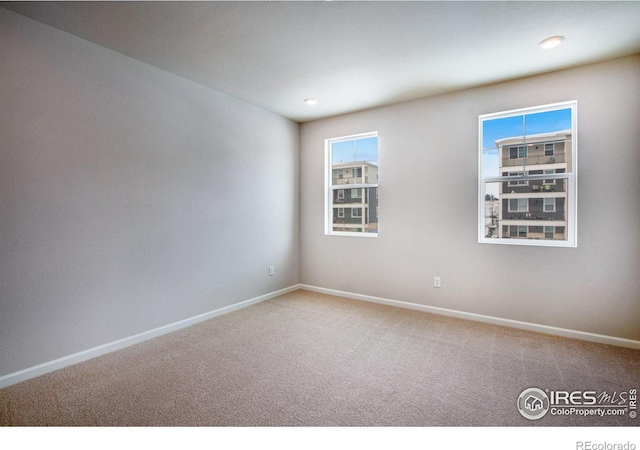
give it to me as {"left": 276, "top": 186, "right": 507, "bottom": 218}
{"left": 326, "top": 132, "right": 379, "bottom": 236}
{"left": 545, "top": 226, "right": 554, "bottom": 239}
{"left": 479, "top": 101, "right": 577, "bottom": 247}
{"left": 544, "top": 198, "right": 556, "bottom": 212}
{"left": 544, "top": 143, "right": 554, "bottom": 156}
{"left": 518, "top": 226, "right": 527, "bottom": 238}
{"left": 543, "top": 170, "right": 556, "bottom": 185}
{"left": 508, "top": 171, "right": 528, "bottom": 186}
{"left": 508, "top": 225, "right": 528, "bottom": 238}
{"left": 337, "top": 208, "right": 344, "bottom": 218}
{"left": 509, "top": 198, "right": 528, "bottom": 212}
{"left": 509, "top": 146, "right": 527, "bottom": 159}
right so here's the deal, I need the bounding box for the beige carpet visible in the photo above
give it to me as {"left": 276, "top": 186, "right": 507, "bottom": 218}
{"left": 1, "top": 290, "right": 639, "bottom": 426}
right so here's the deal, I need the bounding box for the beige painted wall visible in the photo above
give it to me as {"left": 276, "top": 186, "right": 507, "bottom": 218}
{"left": 300, "top": 54, "right": 640, "bottom": 341}
{"left": 0, "top": 9, "right": 300, "bottom": 377}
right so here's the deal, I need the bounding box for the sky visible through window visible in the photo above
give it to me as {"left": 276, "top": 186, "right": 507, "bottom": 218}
{"left": 332, "top": 136, "right": 378, "bottom": 165}
{"left": 482, "top": 108, "right": 571, "bottom": 179}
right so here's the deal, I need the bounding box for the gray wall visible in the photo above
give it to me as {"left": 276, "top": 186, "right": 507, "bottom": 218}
{"left": 300, "top": 54, "right": 640, "bottom": 341}
{"left": 0, "top": 9, "right": 299, "bottom": 377}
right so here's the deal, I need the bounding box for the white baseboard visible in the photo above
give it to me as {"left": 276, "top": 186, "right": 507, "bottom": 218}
{"left": 0, "top": 284, "right": 301, "bottom": 389}
{"left": 300, "top": 284, "right": 640, "bottom": 350}
{"left": 3, "top": 283, "right": 637, "bottom": 389}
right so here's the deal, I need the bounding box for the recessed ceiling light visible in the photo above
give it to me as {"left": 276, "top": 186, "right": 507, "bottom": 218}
{"left": 539, "top": 35, "right": 565, "bottom": 50}
{"left": 304, "top": 98, "right": 318, "bottom": 106}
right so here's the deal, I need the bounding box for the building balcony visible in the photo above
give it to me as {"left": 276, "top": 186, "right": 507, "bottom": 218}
{"left": 501, "top": 154, "right": 565, "bottom": 167}
{"left": 332, "top": 177, "right": 370, "bottom": 185}
{"left": 501, "top": 183, "right": 566, "bottom": 194}
{"left": 333, "top": 198, "right": 367, "bottom": 205}
{"left": 503, "top": 211, "right": 565, "bottom": 221}
{"left": 333, "top": 218, "right": 369, "bottom": 225}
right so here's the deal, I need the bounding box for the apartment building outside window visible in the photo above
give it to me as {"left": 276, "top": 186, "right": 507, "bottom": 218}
{"left": 479, "top": 101, "right": 577, "bottom": 247}
{"left": 325, "top": 132, "right": 379, "bottom": 236}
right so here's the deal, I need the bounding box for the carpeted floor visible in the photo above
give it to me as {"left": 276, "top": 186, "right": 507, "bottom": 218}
{"left": 1, "top": 290, "right": 639, "bottom": 426}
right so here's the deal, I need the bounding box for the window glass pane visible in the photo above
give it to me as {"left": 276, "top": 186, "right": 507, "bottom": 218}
{"left": 523, "top": 109, "right": 572, "bottom": 137}
{"left": 331, "top": 136, "right": 378, "bottom": 167}
{"left": 331, "top": 146, "right": 378, "bottom": 185}
{"left": 482, "top": 182, "right": 501, "bottom": 239}
{"left": 483, "top": 180, "right": 570, "bottom": 241}
{"left": 331, "top": 187, "right": 378, "bottom": 234}
{"left": 482, "top": 108, "right": 573, "bottom": 175}
{"left": 482, "top": 115, "right": 522, "bottom": 178}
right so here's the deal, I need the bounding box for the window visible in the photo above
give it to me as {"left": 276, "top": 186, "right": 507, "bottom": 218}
{"left": 509, "top": 198, "right": 528, "bottom": 212}
{"left": 326, "top": 132, "right": 379, "bottom": 236}
{"left": 544, "top": 143, "right": 554, "bottom": 156}
{"left": 508, "top": 171, "right": 528, "bottom": 186}
{"left": 517, "top": 226, "right": 527, "bottom": 238}
{"left": 507, "top": 225, "right": 528, "bottom": 238}
{"left": 509, "top": 146, "right": 527, "bottom": 159}
{"left": 544, "top": 198, "right": 556, "bottom": 212}
{"left": 545, "top": 226, "right": 554, "bottom": 239}
{"left": 543, "top": 170, "right": 556, "bottom": 185}
{"left": 479, "top": 101, "right": 577, "bottom": 247}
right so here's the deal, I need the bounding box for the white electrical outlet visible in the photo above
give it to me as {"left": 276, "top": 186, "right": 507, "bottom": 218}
{"left": 269, "top": 266, "right": 274, "bottom": 276}
{"left": 434, "top": 276, "right": 441, "bottom": 288}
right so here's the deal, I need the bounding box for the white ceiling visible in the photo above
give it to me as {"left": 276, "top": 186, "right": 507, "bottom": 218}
{"left": 4, "top": 1, "right": 640, "bottom": 122}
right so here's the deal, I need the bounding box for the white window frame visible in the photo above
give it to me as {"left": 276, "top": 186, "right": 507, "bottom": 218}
{"left": 478, "top": 100, "right": 577, "bottom": 247}
{"left": 325, "top": 131, "right": 379, "bottom": 237}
